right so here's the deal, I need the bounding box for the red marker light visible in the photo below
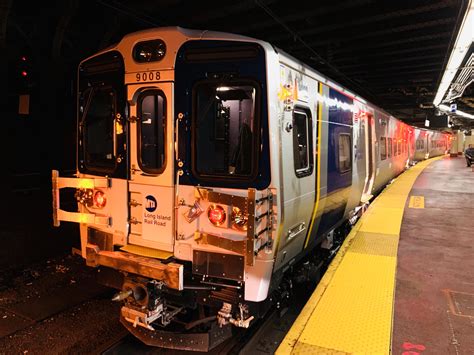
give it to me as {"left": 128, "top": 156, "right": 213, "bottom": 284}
{"left": 93, "top": 190, "right": 107, "bottom": 208}
{"left": 208, "top": 205, "right": 226, "bottom": 226}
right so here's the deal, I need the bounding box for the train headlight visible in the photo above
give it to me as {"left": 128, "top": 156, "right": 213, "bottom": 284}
{"left": 75, "top": 188, "right": 93, "bottom": 207}
{"left": 207, "top": 204, "right": 226, "bottom": 226}
{"left": 133, "top": 39, "right": 166, "bottom": 63}
{"left": 231, "top": 207, "right": 248, "bottom": 231}
{"left": 93, "top": 190, "right": 107, "bottom": 209}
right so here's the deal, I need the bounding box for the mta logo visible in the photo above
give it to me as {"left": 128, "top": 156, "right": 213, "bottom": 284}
{"left": 145, "top": 195, "right": 157, "bottom": 212}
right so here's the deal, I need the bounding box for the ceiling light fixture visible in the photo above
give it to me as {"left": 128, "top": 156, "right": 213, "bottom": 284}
{"left": 433, "top": 0, "right": 474, "bottom": 106}
{"left": 438, "top": 104, "right": 474, "bottom": 119}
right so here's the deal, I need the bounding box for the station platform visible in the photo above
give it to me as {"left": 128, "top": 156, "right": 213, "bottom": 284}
{"left": 277, "top": 155, "right": 474, "bottom": 354}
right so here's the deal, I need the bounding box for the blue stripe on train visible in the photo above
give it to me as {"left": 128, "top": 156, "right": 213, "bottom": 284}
{"left": 316, "top": 88, "right": 353, "bottom": 236}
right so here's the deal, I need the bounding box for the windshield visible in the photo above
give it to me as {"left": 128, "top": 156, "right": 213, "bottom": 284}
{"left": 77, "top": 51, "right": 125, "bottom": 177}
{"left": 193, "top": 82, "right": 258, "bottom": 178}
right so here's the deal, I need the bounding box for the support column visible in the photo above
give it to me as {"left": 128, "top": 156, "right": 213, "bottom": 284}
{"left": 456, "top": 130, "right": 464, "bottom": 155}
{"left": 450, "top": 132, "right": 460, "bottom": 157}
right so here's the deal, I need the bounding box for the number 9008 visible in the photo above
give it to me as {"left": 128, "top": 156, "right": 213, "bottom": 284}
{"left": 136, "top": 71, "right": 161, "bottom": 82}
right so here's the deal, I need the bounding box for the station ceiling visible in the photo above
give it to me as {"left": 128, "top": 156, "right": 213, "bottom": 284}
{"left": 6, "top": 0, "right": 472, "bottom": 129}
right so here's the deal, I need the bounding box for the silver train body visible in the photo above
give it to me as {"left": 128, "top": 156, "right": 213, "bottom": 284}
{"left": 52, "top": 27, "right": 451, "bottom": 351}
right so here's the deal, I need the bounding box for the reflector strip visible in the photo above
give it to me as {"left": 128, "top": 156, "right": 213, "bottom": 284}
{"left": 56, "top": 176, "right": 109, "bottom": 189}
{"left": 57, "top": 210, "right": 110, "bottom": 226}
{"left": 304, "top": 82, "right": 323, "bottom": 249}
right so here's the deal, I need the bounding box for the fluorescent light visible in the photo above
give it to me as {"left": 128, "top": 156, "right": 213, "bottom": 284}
{"left": 438, "top": 104, "right": 474, "bottom": 119}
{"left": 433, "top": 0, "right": 474, "bottom": 106}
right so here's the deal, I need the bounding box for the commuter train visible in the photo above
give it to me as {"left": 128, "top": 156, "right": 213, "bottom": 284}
{"left": 52, "top": 27, "right": 451, "bottom": 351}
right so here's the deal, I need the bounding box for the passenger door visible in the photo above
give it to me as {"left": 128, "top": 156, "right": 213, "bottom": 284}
{"left": 127, "top": 83, "right": 175, "bottom": 252}
{"left": 276, "top": 106, "right": 316, "bottom": 266}
{"left": 361, "top": 113, "right": 376, "bottom": 201}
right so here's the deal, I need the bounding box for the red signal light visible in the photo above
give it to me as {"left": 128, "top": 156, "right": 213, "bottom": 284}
{"left": 93, "top": 190, "right": 107, "bottom": 208}
{"left": 208, "top": 205, "right": 226, "bottom": 226}
{"left": 21, "top": 71, "right": 28, "bottom": 77}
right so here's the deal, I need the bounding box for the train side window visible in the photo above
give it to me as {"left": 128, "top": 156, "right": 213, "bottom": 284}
{"left": 387, "top": 138, "right": 392, "bottom": 158}
{"left": 380, "top": 137, "right": 387, "bottom": 160}
{"left": 137, "top": 90, "right": 166, "bottom": 174}
{"left": 293, "top": 108, "right": 313, "bottom": 177}
{"left": 82, "top": 86, "right": 117, "bottom": 172}
{"left": 338, "top": 133, "right": 351, "bottom": 173}
{"left": 416, "top": 139, "right": 424, "bottom": 150}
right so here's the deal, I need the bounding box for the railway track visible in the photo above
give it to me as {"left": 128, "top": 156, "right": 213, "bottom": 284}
{"left": 99, "top": 276, "right": 319, "bottom": 355}
{"left": 0, "top": 253, "right": 121, "bottom": 353}
{"left": 100, "top": 247, "right": 335, "bottom": 355}
{"left": 0, "top": 218, "right": 348, "bottom": 354}
{"left": 0, "top": 251, "right": 328, "bottom": 354}
{"left": 98, "top": 221, "right": 353, "bottom": 355}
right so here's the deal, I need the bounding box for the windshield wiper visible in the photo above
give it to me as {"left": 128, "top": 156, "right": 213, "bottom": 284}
{"left": 80, "top": 87, "right": 96, "bottom": 125}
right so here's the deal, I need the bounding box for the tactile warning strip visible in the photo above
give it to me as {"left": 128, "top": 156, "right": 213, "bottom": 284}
{"left": 350, "top": 232, "right": 399, "bottom": 258}
{"left": 277, "top": 156, "right": 443, "bottom": 354}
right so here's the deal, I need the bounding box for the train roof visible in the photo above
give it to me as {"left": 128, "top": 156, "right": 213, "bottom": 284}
{"left": 86, "top": 26, "right": 448, "bottom": 134}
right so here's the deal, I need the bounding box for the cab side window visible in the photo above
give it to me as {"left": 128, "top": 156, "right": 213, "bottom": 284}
{"left": 380, "top": 137, "right": 387, "bottom": 160}
{"left": 293, "top": 108, "right": 313, "bottom": 177}
{"left": 338, "top": 133, "right": 351, "bottom": 173}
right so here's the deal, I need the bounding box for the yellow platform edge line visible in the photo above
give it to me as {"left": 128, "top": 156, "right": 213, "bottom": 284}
{"left": 276, "top": 155, "right": 444, "bottom": 354}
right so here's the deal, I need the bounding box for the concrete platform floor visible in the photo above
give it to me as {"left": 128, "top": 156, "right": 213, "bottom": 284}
{"left": 393, "top": 156, "right": 474, "bottom": 355}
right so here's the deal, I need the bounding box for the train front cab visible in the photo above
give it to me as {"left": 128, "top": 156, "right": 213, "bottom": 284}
{"left": 50, "top": 27, "right": 456, "bottom": 352}
{"left": 52, "top": 28, "right": 282, "bottom": 349}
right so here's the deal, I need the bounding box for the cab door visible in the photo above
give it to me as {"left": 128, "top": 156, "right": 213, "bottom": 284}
{"left": 127, "top": 83, "right": 175, "bottom": 252}
{"left": 276, "top": 106, "right": 316, "bottom": 267}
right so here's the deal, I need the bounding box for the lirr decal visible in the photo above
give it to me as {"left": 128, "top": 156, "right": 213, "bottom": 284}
{"left": 145, "top": 195, "right": 157, "bottom": 212}
{"left": 143, "top": 195, "right": 171, "bottom": 227}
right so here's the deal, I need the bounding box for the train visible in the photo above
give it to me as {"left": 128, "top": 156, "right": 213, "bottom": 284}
{"left": 51, "top": 27, "right": 451, "bottom": 351}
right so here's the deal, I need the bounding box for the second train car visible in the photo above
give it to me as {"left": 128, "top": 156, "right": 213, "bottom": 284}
{"left": 52, "top": 27, "right": 451, "bottom": 351}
